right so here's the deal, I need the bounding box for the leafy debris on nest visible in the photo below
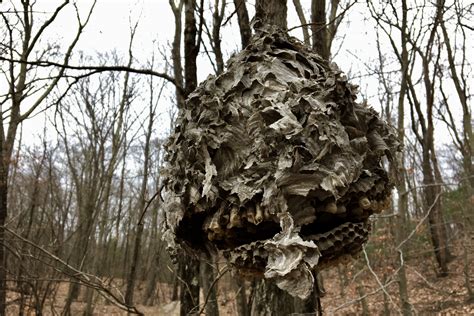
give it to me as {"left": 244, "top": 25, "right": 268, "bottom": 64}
{"left": 162, "top": 27, "right": 399, "bottom": 299}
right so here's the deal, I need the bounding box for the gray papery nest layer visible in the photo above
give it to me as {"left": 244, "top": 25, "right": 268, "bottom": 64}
{"left": 162, "top": 27, "right": 400, "bottom": 299}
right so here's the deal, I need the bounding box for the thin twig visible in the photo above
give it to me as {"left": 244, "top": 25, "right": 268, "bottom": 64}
{"left": 287, "top": 1, "right": 357, "bottom": 33}
{"left": 0, "top": 56, "right": 180, "bottom": 91}
{"left": 396, "top": 192, "right": 442, "bottom": 251}
{"left": 331, "top": 280, "right": 397, "bottom": 312}
{"left": 400, "top": 176, "right": 474, "bottom": 196}
{"left": 363, "top": 246, "right": 401, "bottom": 314}
{"left": 138, "top": 189, "right": 161, "bottom": 226}
{"left": 406, "top": 265, "right": 453, "bottom": 295}
{"left": 3, "top": 227, "right": 143, "bottom": 315}
{"left": 195, "top": 266, "right": 230, "bottom": 315}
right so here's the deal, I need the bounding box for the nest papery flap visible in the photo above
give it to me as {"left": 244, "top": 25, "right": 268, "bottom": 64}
{"left": 263, "top": 213, "right": 321, "bottom": 298}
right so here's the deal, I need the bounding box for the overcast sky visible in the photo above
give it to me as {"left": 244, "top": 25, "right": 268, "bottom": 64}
{"left": 5, "top": 0, "right": 461, "bottom": 148}
{"left": 28, "top": 0, "right": 382, "bottom": 82}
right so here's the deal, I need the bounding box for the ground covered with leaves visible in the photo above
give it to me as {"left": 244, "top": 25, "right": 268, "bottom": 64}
{"left": 323, "top": 246, "right": 473, "bottom": 314}
{"left": 7, "top": 239, "right": 471, "bottom": 315}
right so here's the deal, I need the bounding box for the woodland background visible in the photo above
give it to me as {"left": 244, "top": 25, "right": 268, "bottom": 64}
{"left": 0, "top": 0, "right": 472, "bottom": 315}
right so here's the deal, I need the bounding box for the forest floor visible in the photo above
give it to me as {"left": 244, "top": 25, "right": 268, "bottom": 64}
{"left": 321, "top": 245, "right": 474, "bottom": 315}
{"left": 6, "top": 241, "right": 473, "bottom": 315}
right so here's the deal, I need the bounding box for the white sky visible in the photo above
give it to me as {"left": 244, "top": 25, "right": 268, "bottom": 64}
{"left": 25, "top": 0, "right": 381, "bottom": 84}
{"left": 4, "top": 0, "right": 466, "bottom": 148}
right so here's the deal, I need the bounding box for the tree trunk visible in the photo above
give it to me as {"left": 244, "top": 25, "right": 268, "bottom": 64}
{"left": 382, "top": 274, "right": 391, "bottom": 316}
{"left": 184, "top": 0, "right": 199, "bottom": 96}
{"left": 125, "top": 82, "right": 154, "bottom": 306}
{"left": 438, "top": 0, "right": 473, "bottom": 191}
{"left": 311, "top": 0, "right": 329, "bottom": 59}
{"left": 0, "top": 172, "right": 7, "bottom": 315}
{"left": 462, "top": 223, "right": 474, "bottom": 302}
{"left": 255, "top": 0, "right": 288, "bottom": 29}
{"left": 170, "top": 0, "right": 185, "bottom": 109}
{"left": 212, "top": 0, "right": 225, "bottom": 74}
{"left": 250, "top": 279, "right": 295, "bottom": 316}
{"left": 356, "top": 284, "right": 369, "bottom": 316}
{"left": 337, "top": 264, "right": 348, "bottom": 297}
{"left": 144, "top": 251, "right": 159, "bottom": 305}
{"left": 144, "top": 207, "right": 161, "bottom": 306}
{"left": 394, "top": 1, "right": 412, "bottom": 314}
{"left": 292, "top": 0, "right": 311, "bottom": 45}
{"left": 63, "top": 204, "right": 95, "bottom": 315}
{"left": 179, "top": 256, "right": 200, "bottom": 315}
{"left": 125, "top": 222, "right": 145, "bottom": 306}
{"left": 234, "top": 276, "right": 249, "bottom": 316}
{"left": 422, "top": 2, "right": 451, "bottom": 277}
{"left": 200, "top": 261, "right": 219, "bottom": 316}
{"left": 172, "top": 273, "right": 179, "bottom": 301}
{"left": 84, "top": 284, "right": 95, "bottom": 316}
{"left": 234, "top": 0, "right": 252, "bottom": 48}
{"left": 178, "top": 1, "right": 202, "bottom": 314}
{"left": 247, "top": 3, "right": 299, "bottom": 315}
{"left": 422, "top": 152, "right": 450, "bottom": 276}
{"left": 296, "top": 271, "right": 323, "bottom": 314}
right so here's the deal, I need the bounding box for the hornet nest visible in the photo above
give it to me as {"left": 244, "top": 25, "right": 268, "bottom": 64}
{"left": 162, "top": 27, "right": 400, "bottom": 299}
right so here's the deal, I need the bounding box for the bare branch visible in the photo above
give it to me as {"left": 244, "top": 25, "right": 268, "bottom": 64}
{"left": 3, "top": 227, "right": 144, "bottom": 315}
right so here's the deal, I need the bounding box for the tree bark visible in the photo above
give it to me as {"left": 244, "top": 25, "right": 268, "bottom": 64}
{"left": 0, "top": 1, "right": 94, "bottom": 313}
{"left": 179, "top": 256, "right": 200, "bottom": 315}
{"left": 125, "top": 69, "right": 155, "bottom": 307}
{"left": 246, "top": 2, "right": 301, "bottom": 314}
{"left": 178, "top": 1, "right": 202, "bottom": 314}
{"left": 234, "top": 0, "right": 252, "bottom": 48}
{"left": 292, "top": 0, "right": 311, "bottom": 45}
{"left": 234, "top": 276, "right": 249, "bottom": 316}
{"left": 356, "top": 284, "right": 369, "bottom": 316}
{"left": 212, "top": 0, "right": 225, "bottom": 74}
{"left": 255, "top": 0, "right": 288, "bottom": 29}
{"left": 438, "top": 0, "right": 473, "bottom": 191}
{"left": 200, "top": 261, "right": 219, "bottom": 316}
{"left": 0, "top": 174, "right": 7, "bottom": 315}
{"left": 250, "top": 279, "right": 295, "bottom": 316}
{"left": 170, "top": 0, "right": 185, "bottom": 108}
{"left": 184, "top": 0, "right": 200, "bottom": 96}
{"left": 419, "top": 13, "right": 451, "bottom": 274}
{"left": 394, "top": 1, "right": 412, "bottom": 314}
{"left": 311, "top": 0, "right": 329, "bottom": 59}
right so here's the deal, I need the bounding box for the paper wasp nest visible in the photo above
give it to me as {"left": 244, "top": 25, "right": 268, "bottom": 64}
{"left": 163, "top": 28, "right": 399, "bottom": 299}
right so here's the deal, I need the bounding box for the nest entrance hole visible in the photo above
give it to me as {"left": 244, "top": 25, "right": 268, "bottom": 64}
{"left": 176, "top": 209, "right": 282, "bottom": 251}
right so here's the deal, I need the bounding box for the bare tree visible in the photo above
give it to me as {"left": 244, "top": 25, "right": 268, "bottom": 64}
{"left": 368, "top": 0, "right": 452, "bottom": 277}
{"left": 125, "top": 59, "right": 166, "bottom": 306}
{"left": 8, "top": 142, "right": 67, "bottom": 314}
{"left": 211, "top": 0, "right": 226, "bottom": 74}
{"left": 55, "top": 53, "right": 136, "bottom": 314}
{"left": 255, "top": 0, "right": 288, "bottom": 29}
{"left": 437, "top": 0, "right": 473, "bottom": 191}
{"left": 290, "top": 0, "right": 353, "bottom": 59}
{"left": 0, "top": 1, "right": 95, "bottom": 313}
{"left": 311, "top": 0, "right": 329, "bottom": 59}
{"left": 367, "top": 1, "right": 413, "bottom": 314}
{"left": 292, "top": 0, "right": 311, "bottom": 45}
{"left": 169, "top": 0, "right": 204, "bottom": 314}
{"left": 234, "top": 0, "right": 252, "bottom": 48}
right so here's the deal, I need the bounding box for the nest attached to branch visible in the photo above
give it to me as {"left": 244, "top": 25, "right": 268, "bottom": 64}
{"left": 163, "top": 27, "right": 399, "bottom": 299}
